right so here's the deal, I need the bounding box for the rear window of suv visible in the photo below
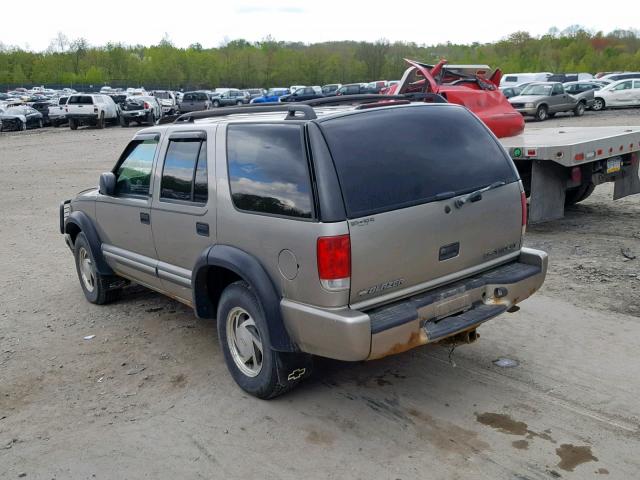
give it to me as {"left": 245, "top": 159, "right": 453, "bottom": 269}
{"left": 320, "top": 105, "right": 519, "bottom": 218}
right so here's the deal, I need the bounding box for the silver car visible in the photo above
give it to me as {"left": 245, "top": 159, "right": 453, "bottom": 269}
{"left": 60, "top": 102, "right": 547, "bottom": 398}
{"left": 508, "top": 82, "right": 585, "bottom": 121}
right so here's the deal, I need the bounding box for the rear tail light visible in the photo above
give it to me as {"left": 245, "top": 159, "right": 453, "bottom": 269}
{"left": 144, "top": 102, "right": 151, "bottom": 110}
{"left": 521, "top": 191, "right": 528, "bottom": 233}
{"left": 93, "top": 106, "right": 98, "bottom": 113}
{"left": 317, "top": 234, "right": 351, "bottom": 291}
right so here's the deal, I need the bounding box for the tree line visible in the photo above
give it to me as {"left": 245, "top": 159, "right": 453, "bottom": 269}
{"left": 1, "top": 28, "right": 640, "bottom": 90}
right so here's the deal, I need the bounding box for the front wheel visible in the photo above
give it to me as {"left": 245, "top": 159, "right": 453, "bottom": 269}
{"left": 73, "top": 233, "right": 121, "bottom": 304}
{"left": 213, "top": 100, "right": 220, "bottom": 108}
{"left": 69, "top": 118, "right": 78, "bottom": 130}
{"left": 592, "top": 98, "right": 605, "bottom": 111}
{"left": 573, "top": 102, "right": 585, "bottom": 117}
{"left": 217, "top": 281, "right": 312, "bottom": 399}
{"left": 535, "top": 105, "right": 548, "bottom": 121}
{"left": 96, "top": 112, "right": 105, "bottom": 129}
{"left": 38, "top": 119, "right": 43, "bottom": 128}
{"left": 21, "top": 121, "right": 27, "bottom": 131}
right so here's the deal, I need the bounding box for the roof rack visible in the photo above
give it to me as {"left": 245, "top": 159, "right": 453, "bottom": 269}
{"left": 302, "top": 93, "right": 447, "bottom": 107}
{"left": 174, "top": 104, "right": 316, "bottom": 123}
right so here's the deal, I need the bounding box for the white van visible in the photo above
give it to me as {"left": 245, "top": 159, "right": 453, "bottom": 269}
{"left": 500, "top": 72, "right": 552, "bottom": 87}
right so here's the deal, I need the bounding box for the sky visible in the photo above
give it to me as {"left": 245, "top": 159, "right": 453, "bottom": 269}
{"left": 0, "top": 0, "right": 634, "bottom": 51}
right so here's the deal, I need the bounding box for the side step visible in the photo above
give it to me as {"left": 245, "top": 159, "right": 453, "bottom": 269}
{"left": 424, "top": 304, "right": 507, "bottom": 341}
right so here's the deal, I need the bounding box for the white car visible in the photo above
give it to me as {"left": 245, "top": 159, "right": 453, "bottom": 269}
{"left": 593, "top": 79, "right": 640, "bottom": 111}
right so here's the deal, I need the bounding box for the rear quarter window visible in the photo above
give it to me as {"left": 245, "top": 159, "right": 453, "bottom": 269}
{"left": 319, "top": 105, "right": 519, "bottom": 218}
{"left": 226, "top": 124, "right": 313, "bottom": 219}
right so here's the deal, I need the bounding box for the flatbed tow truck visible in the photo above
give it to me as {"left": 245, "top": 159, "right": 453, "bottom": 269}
{"left": 500, "top": 126, "right": 640, "bottom": 223}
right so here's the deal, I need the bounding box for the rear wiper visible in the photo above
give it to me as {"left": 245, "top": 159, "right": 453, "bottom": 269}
{"left": 454, "top": 181, "right": 505, "bottom": 209}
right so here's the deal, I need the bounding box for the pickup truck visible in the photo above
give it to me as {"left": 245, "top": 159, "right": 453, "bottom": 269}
{"left": 66, "top": 94, "right": 119, "bottom": 129}
{"left": 508, "top": 82, "right": 585, "bottom": 121}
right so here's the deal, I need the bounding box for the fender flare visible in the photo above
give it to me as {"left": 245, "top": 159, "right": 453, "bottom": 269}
{"left": 192, "top": 244, "right": 296, "bottom": 352}
{"left": 65, "top": 210, "right": 114, "bottom": 276}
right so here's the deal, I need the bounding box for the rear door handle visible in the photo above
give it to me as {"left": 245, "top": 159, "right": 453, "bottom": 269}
{"left": 196, "top": 222, "right": 209, "bottom": 237}
{"left": 140, "top": 212, "right": 150, "bottom": 224}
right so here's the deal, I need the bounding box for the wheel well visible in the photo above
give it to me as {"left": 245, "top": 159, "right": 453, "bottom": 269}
{"left": 66, "top": 222, "right": 81, "bottom": 245}
{"left": 538, "top": 103, "right": 548, "bottom": 110}
{"left": 205, "top": 266, "right": 242, "bottom": 317}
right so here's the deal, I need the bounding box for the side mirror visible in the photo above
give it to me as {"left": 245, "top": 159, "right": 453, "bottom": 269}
{"left": 99, "top": 172, "right": 116, "bottom": 196}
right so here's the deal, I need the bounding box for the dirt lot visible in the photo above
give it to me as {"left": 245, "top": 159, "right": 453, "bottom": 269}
{"left": 1, "top": 110, "right": 639, "bottom": 480}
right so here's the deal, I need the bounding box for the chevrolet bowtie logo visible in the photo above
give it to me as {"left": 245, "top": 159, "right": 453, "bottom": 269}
{"left": 287, "top": 368, "right": 306, "bottom": 381}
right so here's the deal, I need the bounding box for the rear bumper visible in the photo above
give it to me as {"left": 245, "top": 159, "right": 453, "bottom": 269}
{"left": 122, "top": 110, "right": 149, "bottom": 118}
{"left": 281, "top": 248, "right": 547, "bottom": 361}
{"left": 67, "top": 113, "right": 98, "bottom": 124}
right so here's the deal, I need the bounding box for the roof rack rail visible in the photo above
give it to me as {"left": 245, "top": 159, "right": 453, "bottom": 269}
{"left": 302, "top": 93, "right": 447, "bottom": 107}
{"left": 174, "top": 104, "right": 317, "bottom": 123}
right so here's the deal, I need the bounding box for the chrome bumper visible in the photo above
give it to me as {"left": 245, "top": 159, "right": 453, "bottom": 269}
{"left": 281, "top": 248, "right": 548, "bottom": 361}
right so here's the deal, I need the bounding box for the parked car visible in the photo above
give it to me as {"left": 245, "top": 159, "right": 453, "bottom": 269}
{"left": 66, "top": 94, "right": 119, "bottom": 130}
{"left": 244, "top": 89, "right": 265, "bottom": 101}
{"left": 562, "top": 82, "right": 599, "bottom": 109}
{"left": 593, "top": 79, "right": 640, "bottom": 111}
{"left": 28, "top": 100, "right": 52, "bottom": 125}
{"left": 500, "top": 86, "right": 522, "bottom": 99}
{"left": 289, "top": 85, "right": 305, "bottom": 93}
{"left": 60, "top": 101, "right": 547, "bottom": 399}
{"left": 152, "top": 90, "right": 178, "bottom": 115}
{"left": 321, "top": 84, "right": 342, "bottom": 95}
{"left": 500, "top": 72, "right": 552, "bottom": 88}
{"left": 179, "top": 91, "right": 211, "bottom": 113}
{"left": 336, "top": 83, "right": 370, "bottom": 95}
{"left": 508, "top": 82, "right": 585, "bottom": 121}
{"left": 212, "top": 90, "right": 250, "bottom": 107}
{"left": 0, "top": 105, "right": 43, "bottom": 130}
{"left": 120, "top": 96, "right": 162, "bottom": 126}
{"left": 49, "top": 96, "right": 69, "bottom": 127}
{"left": 364, "top": 81, "right": 389, "bottom": 93}
{"left": 279, "top": 86, "right": 323, "bottom": 102}
{"left": 250, "top": 88, "right": 290, "bottom": 104}
{"left": 599, "top": 72, "right": 640, "bottom": 82}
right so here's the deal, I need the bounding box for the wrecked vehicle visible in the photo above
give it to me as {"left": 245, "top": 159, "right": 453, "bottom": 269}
{"left": 385, "top": 59, "right": 525, "bottom": 138}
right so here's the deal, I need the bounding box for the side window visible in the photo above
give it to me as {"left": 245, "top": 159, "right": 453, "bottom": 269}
{"left": 552, "top": 84, "right": 563, "bottom": 94}
{"left": 633, "top": 80, "right": 640, "bottom": 89}
{"left": 613, "top": 81, "right": 631, "bottom": 91}
{"left": 160, "top": 139, "right": 208, "bottom": 203}
{"left": 114, "top": 139, "right": 158, "bottom": 196}
{"left": 227, "top": 124, "right": 313, "bottom": 219}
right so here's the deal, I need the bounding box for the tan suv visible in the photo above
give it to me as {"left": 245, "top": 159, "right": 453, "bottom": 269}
{"left": 60, "top": 100, "right": 547, "bottom": 398}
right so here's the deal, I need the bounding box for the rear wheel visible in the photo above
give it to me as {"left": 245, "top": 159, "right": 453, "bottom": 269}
{"left": 96, "top": 112, "right": 105, "bottom": 129}
{"left": 236, "top": 100, "right": 243, "bottom": 106}
{"left": 69, "top": 118, "right": 78, "bottom": 130}
{"left": 217, "top": 281, "right": 312, "bottom": 399}
{"left": 73, "top": 233, "right": 121, "bottom": 304}
{"left": 120, "top": 116, "right": 129, "bottom": 127}
{"left": 573, "top": 101, "right": 585, "bottom": 117}
{"left": 535, "top": 105, "right": 548, "bottom": 121}
{"left": 592, "top": 98, "right": 605, "bottom": 111}
{"left": 565, "top": 183, "right": 595, "bottom": 206}
{"left": 213, "top": 100, "right": 220, "bottom": 108}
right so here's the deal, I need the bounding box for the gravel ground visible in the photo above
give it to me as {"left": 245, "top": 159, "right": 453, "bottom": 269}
{"left": 1, "top": 109, "right": 639, "bottom": 480}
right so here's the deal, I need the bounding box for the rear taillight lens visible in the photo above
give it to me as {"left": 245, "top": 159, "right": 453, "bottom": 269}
{"left": 144, "top": 102, "right": 150, "bottom": 110}
{"left": 521, "top": 191, "right": 528, "bottom": 232}
{"left": 317, "top": 234, "right": 351, "bottom": 290}
{"left": 93, "top": 106, "right": 98, "bottom": 113}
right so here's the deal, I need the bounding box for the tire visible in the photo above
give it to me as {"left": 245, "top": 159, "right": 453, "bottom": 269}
{"left": 236, "top": 100, "right": 243, "bottom": 106}
{"left": 38, "top": 119, "right": 43, "bottom": 128}
{"left": 592, "top": 98, "right": 605, "bottom": 111}
{"left": 96, "top": 112, "right": 105, "bottom": 129}
{"left": 217, "top": 281, "right": 312, "bottom": 399}
{"left": 69, "top": 118, "right": 78, "bottom": 130}
{"left": 21, "top": 121, "right": 27, "bottom": 131}
{"left": 147, "top": 112, "right": 155, "bottom": 125}
{"left": 573, "top": 102, "right": 585, "bottom": 117}
{"left": 213, "top": 100, "right": 220, "bottom": 108}
{"left": 535, "top": 105, "right": 548, "bottom": 121}
{"left": 565, "top": 183, "right": 596, "bottom": 206}
{"left": 120, "top": 116, "right": 129, "bottom": 127}
{"left": 73, "top": 233, "right": 121, "bottom": 305}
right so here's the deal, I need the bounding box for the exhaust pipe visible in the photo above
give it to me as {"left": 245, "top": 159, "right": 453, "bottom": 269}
{"left": 439, "top": 329, "right": 479, "bottom": 345}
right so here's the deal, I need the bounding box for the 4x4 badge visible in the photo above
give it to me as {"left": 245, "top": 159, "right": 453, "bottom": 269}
{"left": 287, "top": 368, "right": 306, "bottom": 381}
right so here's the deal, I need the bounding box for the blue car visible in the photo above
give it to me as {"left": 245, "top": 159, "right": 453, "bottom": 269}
{"left": 250, "top": 88, "right": 290, "bottom": 104}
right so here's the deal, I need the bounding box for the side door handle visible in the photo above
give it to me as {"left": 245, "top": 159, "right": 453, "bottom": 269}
{"left": 140, "top": 212, "right": 150, "bottom": 224}
{"left": 196, "top": 222, "right": 209, "bottom": 237}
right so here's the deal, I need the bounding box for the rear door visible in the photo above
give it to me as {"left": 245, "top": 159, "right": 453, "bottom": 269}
{"left": 318, "top": 105, "right": 523, "bottom": 308}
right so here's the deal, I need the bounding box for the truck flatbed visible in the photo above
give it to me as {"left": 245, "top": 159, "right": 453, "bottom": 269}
{"left": 498, "top": 126, "right": 640, "bottom": 223}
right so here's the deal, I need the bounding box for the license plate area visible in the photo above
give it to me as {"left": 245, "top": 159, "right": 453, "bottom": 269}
{"left": 607, "top": 157, "right": 621, "bottom": 174}
{"left": 434, "top": 294, "right": 472, "bottom": 320}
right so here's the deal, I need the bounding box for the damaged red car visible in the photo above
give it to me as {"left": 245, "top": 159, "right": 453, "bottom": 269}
{"left": 384, "top": 59, "right": 524, "bottom": 138}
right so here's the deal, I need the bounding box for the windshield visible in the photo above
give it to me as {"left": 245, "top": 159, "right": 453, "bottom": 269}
{"left": 521, "top": 84, "right": 552, "bottom": 96}
{"left": 5, "top": 107, "right": 25, "bottom": 114}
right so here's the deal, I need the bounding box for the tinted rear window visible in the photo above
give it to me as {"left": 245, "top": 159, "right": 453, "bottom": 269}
{"left": 68, "top": 96, "right": 93, "bottom": 105}
{"left": 320, "top": 106, "right": 518, "bottom": 218}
